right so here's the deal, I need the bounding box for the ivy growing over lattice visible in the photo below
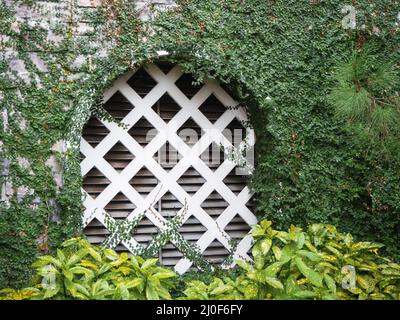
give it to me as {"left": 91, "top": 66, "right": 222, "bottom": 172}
{"left": 80, "top": 63, "right": 257, "bottom": 273}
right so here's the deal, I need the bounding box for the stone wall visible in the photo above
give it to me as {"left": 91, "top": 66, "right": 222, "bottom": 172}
{"left": 0, "top": 0, "right": 176, "bottom": 207}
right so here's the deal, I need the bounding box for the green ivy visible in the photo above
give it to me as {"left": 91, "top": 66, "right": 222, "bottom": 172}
{"left": 1, "top": 0, "right": 399, "bottom": 289}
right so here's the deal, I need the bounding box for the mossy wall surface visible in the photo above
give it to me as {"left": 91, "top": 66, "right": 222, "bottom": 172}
{"left": 0, "top": 0, "right": 399, "bottom": 287}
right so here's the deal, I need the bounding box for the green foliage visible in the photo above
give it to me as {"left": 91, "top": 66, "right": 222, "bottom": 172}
{"left": 180, "top": 276, "right": 258, "bottom": 300}
{"left": 1, "top": 0, "right": 400, "bottom": 289}
{"left": 0, "top": 287, "right": 38, "bottom": 300}
{"left": 0, "top": 0, "right": 151, "bottom": 288}
{"left": 153, "top": 0, "right": 400, "bottom": 261}
{"left": 247, "top": 220, "right": 400, "bottom": 299}
{"left": 329, "top": 47, "right": 400, "bottom": 154}
{"left": 0, "top": 238, "right": 176, "bottom": 300}
{"left": 171, "top": 266, "right": 245, "bottom": 298}
{"left": 102, "top": 205, "right": 212, "bottom": 272}
{"left": 2, "top": 220, "right": 399, "bottom": 300}
{"left": 179, "top": 220, "right": 400, "bottom": 300}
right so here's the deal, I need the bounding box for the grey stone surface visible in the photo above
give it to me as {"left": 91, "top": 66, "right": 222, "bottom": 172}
{"left": 29, "top": 53, "right": 48, "bottom": 72}
{"left": 4, "top": 0, "right": 176, "bottom": 200}
{"left": 16, "top": 185, "right": 34, "bottom": 202}
{"left": 1, "top": 159, "right": 10, "bottom": 177}
{"left": 45, "top": 155, "right": 63, "bottom": 190}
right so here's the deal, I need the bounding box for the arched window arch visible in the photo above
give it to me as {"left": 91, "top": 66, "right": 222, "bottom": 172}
{"left": 80, "top": 63, "right": 256, "bottom": 273}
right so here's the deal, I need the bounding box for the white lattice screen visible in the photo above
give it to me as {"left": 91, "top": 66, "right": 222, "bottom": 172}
{"left": 80, "top": 63, "right": 257, "bottom": 273}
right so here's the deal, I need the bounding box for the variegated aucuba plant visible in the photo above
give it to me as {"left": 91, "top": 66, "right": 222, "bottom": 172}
{"left": 0, "top": 237, "right": 176, "bottom": 300}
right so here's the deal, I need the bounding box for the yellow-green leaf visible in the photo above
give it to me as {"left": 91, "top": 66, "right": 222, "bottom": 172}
{"left": 264, "top": 277, "right": 284, "bottom": 290}
{"left": 260, "top": 239, "right": 272, "bottom": 255}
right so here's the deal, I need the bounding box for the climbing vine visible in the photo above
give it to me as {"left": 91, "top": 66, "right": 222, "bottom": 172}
{"left": 0, "top": 0, "right": 399, "bottom": 288}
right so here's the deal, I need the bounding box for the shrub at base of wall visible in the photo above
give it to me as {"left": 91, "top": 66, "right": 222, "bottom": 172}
{"left": 1, "top": 220, "right": 399, "bottom": 300}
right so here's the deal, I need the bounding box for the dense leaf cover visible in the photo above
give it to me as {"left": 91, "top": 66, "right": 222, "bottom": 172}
{"left": 0, "top": 0, "right": 399, "bottom": 288}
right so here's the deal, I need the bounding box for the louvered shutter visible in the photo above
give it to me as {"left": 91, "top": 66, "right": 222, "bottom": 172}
{"left": 80, "top": 63, "right": 257, "bottom": 273}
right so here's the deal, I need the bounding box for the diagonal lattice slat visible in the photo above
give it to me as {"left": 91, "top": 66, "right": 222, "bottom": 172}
{"left": 80, "top": 63, "right": 257, "bottom": 274}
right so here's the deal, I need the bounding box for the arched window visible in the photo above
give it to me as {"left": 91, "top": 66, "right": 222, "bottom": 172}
{"left": 80, "top": 63, "right": 256, "bottom": 273}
